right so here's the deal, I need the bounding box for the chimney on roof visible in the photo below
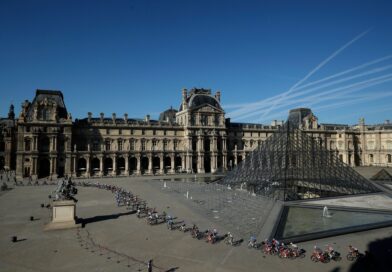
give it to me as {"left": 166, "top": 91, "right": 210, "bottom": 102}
{"left": 145, "top": 114, "right": 150, "bottom": 122}
{"left": 112, "top": 113, "right": 116, "bottom": 124}
{"left": 385, "top": 120, "right": 390, "bottom": 125}
{"left": 88, "top": 112, "right": 92, "bottom": 123}
{"left": 182, "top": 88, "right": 188, "bottom": 110}
{"left": 124, "top": 113, "right": 128, "bottom": 122}
{"left": 100, "top": 112, "right": 104, "bottom": 122}
{"left": 215, "top": 91, "right": 221, "bottom": 102}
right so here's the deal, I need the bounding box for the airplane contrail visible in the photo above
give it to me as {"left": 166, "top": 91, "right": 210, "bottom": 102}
{"left": 233, "top": 73, "right": 392, "bottom": 120}
{"left": 248, "top": 91, "right": 392, "bottom": 124}
{"left": 228, "top": 64, "right": 392, "bottom": 119}
{"left": 226, "top": 53, "right": 391, "bottom": 118}
{"left": 258, "top": 29, "right": 371, "bottom": 120}
{"left": 238, "top": 73, "right": 392, "bottom": 121}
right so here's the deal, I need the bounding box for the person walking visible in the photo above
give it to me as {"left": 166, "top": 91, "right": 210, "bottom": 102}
{"left": 147, "top": 259, "right": 153, "bottom": 272}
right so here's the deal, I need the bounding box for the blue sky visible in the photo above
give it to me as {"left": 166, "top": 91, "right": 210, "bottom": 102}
{"left": 1, "top": 0, "right": 391, "bottom": 125}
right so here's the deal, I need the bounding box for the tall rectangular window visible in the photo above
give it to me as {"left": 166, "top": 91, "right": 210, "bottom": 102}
{"left": 163, "top": 140, "right": 167, "bottom": 150}
{"left": 25, "top": 139, "right": 31, "bottom": 151}
{"left": 130, "top": 140, "right": 135, "bottom": 151}
{"left": 118, "top": 140, "right": 122, "bottom": 151}
{"left": 105, "top": 140, "right": 111, "bottom": 151}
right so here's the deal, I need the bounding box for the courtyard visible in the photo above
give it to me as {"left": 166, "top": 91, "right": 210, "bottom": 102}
{"left": 1, "top": 172, "right": 392, "bottom": 272}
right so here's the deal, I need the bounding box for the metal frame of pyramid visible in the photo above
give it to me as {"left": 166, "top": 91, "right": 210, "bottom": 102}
{"left": 221, "top": 121, "right": 380, "bottom": 201}
{"left": 371, "top": 169, "right": 392, "bottom": 182}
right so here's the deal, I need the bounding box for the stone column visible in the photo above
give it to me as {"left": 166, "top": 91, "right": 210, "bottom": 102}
{"left": 223, "top": 154, "right": 227, "bottom": 171}
{"left": 99, "top": 156, "right": 104, "bottom": 176}
{"left": 159, "top": 154, "right": 164, "bottom": 174}
{"left": 34, "top": 136, "right": 38, "bottom": 151}
{"left": 71, "top": 157, "right": 76, "bottom": 177}
{"left": 148, "top": 154, "right": 152, "bottom": 174}
{"left": 86, "top": 156, "right": 90, "bottom": 177}
{"left": 32, "top": 157, "right": 37, "bottom": 176}
{"left": 125, "top": 155, "right": 129, "bottom": 175}
{"left": 211, "top": 154, "right": 217, "bottom": 173}
{"left": 170, "top": 154, "right": 175, "bottom": 173}
{"left": 112, "top": 156, "right": 117, "bottom": 176}
{"left": 136, "top": 155, "right": 141, "bottom": 175}
{"left": 53, "top": 136, "right": 57, "bottom": 151}
{"left": 187, "top": 154, "right": 193, "bottom": 173}
{"left": 222, "top": 137, "right": 227, "bottom": 151}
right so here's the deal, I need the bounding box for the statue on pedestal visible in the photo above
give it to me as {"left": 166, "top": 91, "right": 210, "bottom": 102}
{"left": 53, "top": 177, "right": 78, "bottom": 202}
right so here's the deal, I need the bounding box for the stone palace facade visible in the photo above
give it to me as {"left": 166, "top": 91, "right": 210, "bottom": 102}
{"left": 0, "top": 89, "right": 391, "bottom": 180}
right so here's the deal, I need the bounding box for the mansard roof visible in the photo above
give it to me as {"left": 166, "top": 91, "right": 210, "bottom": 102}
{"left": 179, "top": 88, "right": 222, "bottom": 111}
{"left": 25, "top": 89, "right": 68, "bottom": 120}
{"left": 159, "top": 107, "right": 177, "bottom": 122}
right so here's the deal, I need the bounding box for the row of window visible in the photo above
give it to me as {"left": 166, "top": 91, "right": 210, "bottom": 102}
{"left": 105, "top": 128, "right": 178, "bottom": 136}
{"left": 368, "top": 154, "right": 392, "bottom": 163}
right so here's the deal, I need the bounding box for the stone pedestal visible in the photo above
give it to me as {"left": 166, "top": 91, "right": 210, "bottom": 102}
{"left": 44, "top": 200, "right": 79, "bottom": 230}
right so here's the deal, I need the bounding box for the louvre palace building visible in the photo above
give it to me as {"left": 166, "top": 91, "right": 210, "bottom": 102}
{"left": 0, "top": 88, "right": 391, "bottom": 180}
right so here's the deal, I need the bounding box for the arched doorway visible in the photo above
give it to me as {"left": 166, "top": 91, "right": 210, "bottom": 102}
{"left": 91, "top": 158, "right": 100, "bottom": 175}
{"left": 141, "top": 157, "right": 149, "bottom": 173}
{"left": 204, "top": 156, "right": 211, "bottom": 173}
{"left": 58, "top": 157, "right": 65, "bottom": 177}
{"left": 38, "top": 158, "right": 50, "bottom": 178}
{"left": 0, "top": 156, "right": 4, "bottom": 170}
{"left": 153, "top": 156, "right": 160, "bottom": 173}
{"left": 164, "top": 156, "right": 171, "bottom": 173}
{"left": 217, "top": 155, "right": 222, "bottom": 171}
{"left": 192, "top": 156, "right": 197, "bottom": 173}
{"left": 104, "top": 158, "right": 113, "bottom": 175}
{"left": 175, "top": 156, "right": 182, "bottom": 172}
{"left": 129, "top": 157, "right": 137, "bottom": 173}
{"left": 77, "top": 158, "right": 87, "bottom": 176}
{"left": 117, "top": 157, "right": 125, "bottom": 173}
{"left": 237, "top": 155, "right": 243, "bottom": 164}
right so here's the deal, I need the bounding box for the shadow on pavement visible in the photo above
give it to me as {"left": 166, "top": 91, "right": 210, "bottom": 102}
{"left": 78, "top": 210, "right": 136, "bottom": 227}
{"left": 349, "top": 235, "right": 392, "bottom": 272}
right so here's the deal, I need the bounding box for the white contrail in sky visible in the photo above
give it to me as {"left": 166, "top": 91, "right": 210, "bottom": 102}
{"left": 247, "top": 91, "right": 392, "bottom": 124}
{"left": 233, "top": 72, "right": 392, "bottom": 121}
{"left": 251, "top": 75, "right": 392, "bottom": 122}
{"left": 228, "top": 64, "right": 392, "bottom": 119}
{"left": 258, "top": 29, "right": 371, "bottom": 120}
{"left": 226, "top": 53, "right": 392, "bottom": 118}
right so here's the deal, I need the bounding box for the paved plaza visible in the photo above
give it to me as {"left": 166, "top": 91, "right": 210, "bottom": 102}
{"left": 1, "top": 172, "right": 392, "bottom": 272}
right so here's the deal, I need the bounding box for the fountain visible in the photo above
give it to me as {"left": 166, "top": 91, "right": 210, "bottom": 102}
{"left": 323, "top": 206, "right": 331, "bottom": 218}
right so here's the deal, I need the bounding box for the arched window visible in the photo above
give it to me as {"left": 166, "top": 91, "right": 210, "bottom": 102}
{"left": 369, "top": 154, "right": 374, "bottom": 163}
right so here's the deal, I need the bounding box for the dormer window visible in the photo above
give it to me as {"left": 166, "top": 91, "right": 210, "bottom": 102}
{"left": 39, "top": 108, "right": 50, "bottom": 121}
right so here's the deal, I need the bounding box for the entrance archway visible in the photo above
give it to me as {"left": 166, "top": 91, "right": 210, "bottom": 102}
{"left": 153, "top": 156, "right": 160, "bottom": 173}
{"left": 0, "top": 156, "right": 4, "bottom": 170}
{"left": 175, "top": 156, "right": 182, "bottom": 172}
{"left": 141, "top": 157, "right": 149, "bottom": 173}
{"left": 204, "top": 156, "right": 211, "bottom": 173}
{"left": 129, "top": 157, "right": 137, "bottom": 173}
{"left": 38, "top": 158, "right": 50, "bottom": 178}
{"left": 104, "top": 158, "right": 113, "bottom": 175}
{"left": 91, "top": 158, "right": 100, "bottom": 175}
{"left": 164, "top": 156, "right": 171, "bottom": 170}
{"left": 117, "top": 157, "right": 125, "bottom": 172}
